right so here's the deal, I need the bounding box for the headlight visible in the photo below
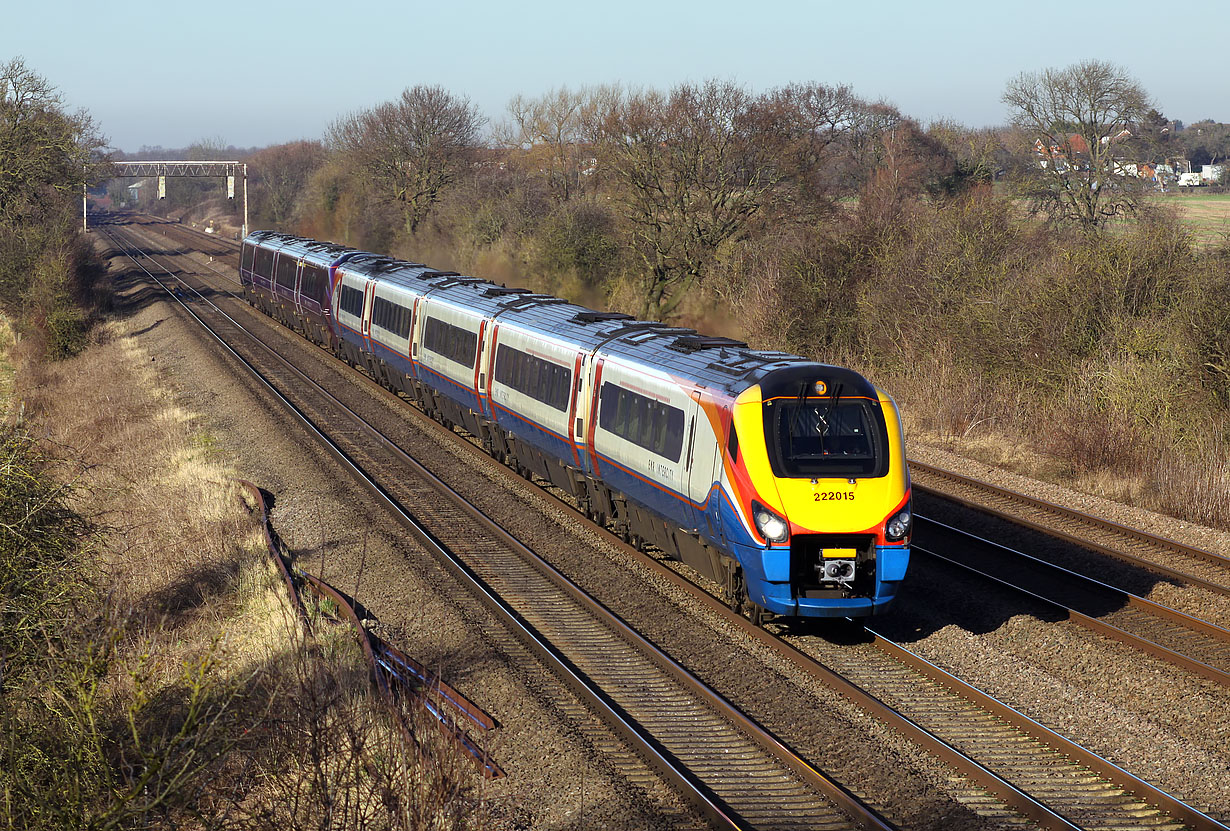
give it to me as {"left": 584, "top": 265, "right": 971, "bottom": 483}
{"left": 752, "top": 501, "right": 789, "bottom": 543}
{"left": 886, "top": 508, "right": 912, "bottom": 541}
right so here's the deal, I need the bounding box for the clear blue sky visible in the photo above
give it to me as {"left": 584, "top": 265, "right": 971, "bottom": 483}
{"left": 5, "top": 0, "right": 1226, "bottom": 152}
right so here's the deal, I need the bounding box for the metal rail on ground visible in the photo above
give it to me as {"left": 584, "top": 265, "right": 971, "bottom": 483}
{"left": 911, "top": 460, "right": 1230, "bottom": 596}
{"left": 915, "top": 516, "right": 1230, "bottom": 686}
{"left": 237, "top": 478, "right": 503, "bottom": 778}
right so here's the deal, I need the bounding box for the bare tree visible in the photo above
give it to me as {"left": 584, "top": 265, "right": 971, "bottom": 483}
{"left": 1003, "top": 60, "right": 1152, "bottom": 232}
{"left": 750, "top": 82, "right": 864, "bottom": 206}
{"left": 0, "top": 57, "right": 105, "bottom": 227}
{"left": 328, "top": 86, "right": 484, "bottom": 235}
{"left": 927, "top": 119, "right": 1001, "bottom": 186}
{"left": 588, "top": 80, "right": 784, "bottom": 321}
{"left": 250, "top": 140, "right": 327, "bottom": 227}
{"left": 498, "top": 87, "right": 592, "bottom": 201}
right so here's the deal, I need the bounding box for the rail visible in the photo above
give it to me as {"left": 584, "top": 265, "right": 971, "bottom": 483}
{"left": 237, "top": 479, "right": 503, "bottom": 778}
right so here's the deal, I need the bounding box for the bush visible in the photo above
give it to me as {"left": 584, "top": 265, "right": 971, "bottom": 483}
{"left": 532, "top": 199, "right": 619, "bottom": 283}
{"left": 0, "top": 428, "right": 88, "bottom": 670}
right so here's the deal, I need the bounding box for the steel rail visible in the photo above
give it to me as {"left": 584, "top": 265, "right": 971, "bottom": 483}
{"left": 864, "top": 631, "right": 1225, "bottom": 831}
{"left": 911, "top": 460, "right": 1230, "bottom": 597}
{"left": 111, "top": 214, "right": 243, "bottom": 288}
{"left": 104, "top": 224, "right": 890, "bottom": 831}
{"left": 913, "top": 522, "right": 1230, "bottom": 687}
{"left": 292, "top": 565, "right": 505, "bottom": 779}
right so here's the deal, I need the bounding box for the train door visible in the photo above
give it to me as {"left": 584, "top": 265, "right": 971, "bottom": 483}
{"left": 361, "top": 280, "right": 375, "bottom": 349}
{"left": 473, "top": 319, "right": 489, "bottom": 416}
{"left": 292, "top": 259, "right": 304, "bottom": 319}
{"left": 570, "top": 352, "right": 591, "bottom": 473}
{"left": 409, "top": 297, "right": 423, "bottom": 371}
{"left": 686, "top": 390, "right": 723, "bottom": 542}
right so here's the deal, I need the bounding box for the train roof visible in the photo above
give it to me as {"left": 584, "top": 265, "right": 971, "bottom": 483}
{"left": 243, "top": 231, "right": 876, "bottom": 397}
{"left": 245, "top": 230, "right": 355, "bottom": 267}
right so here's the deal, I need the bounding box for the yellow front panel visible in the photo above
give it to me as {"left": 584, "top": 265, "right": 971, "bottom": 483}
{"left": 731, "top": 386, "right": 908, "bottom": 535}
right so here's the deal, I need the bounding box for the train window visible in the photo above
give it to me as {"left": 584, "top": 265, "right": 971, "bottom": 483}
{"left": 253, "top": 247, "right": 275, "bottom": 278}
{"left": 494, "top": 344, "right": 570, "bottom": 411}
{"left": 300, "top": 265, "right": 326, "bottom": 301}
{"left": 598, "top": 383, "right": 684, "bottom": 462}
{"left": 423, "top": 316, "right": 477, "bottom": 369}
{"left": 274, "top": 255, "right": 298, "bottom": 289}
{"left": 339, "top": 284, "right": 364, "bottom": 318}
{"left": 241, "top": 244, "right": 254, "bottom": 272}
{"left": 765, "top": 397, "right": 888, "bottom": 478}
{"left": 372, "top": 296, "right": 411, "bottom": 339}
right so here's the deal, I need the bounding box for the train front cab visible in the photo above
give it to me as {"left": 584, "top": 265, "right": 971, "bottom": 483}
{"left": 723, "top": 367, "right": 911, "bottom": 619}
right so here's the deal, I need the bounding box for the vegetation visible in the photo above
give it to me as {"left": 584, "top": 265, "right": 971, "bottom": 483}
{"left": 1, "top": 315, "right": 484, "bottom": 829}
{"left": 0, "top": 57, "right": 106, "bottom": 359}
{"left": 1002, "top": 60, "right": 1152, "bottom": 231}
{"left": 5, "top": 50, "right": 1228, "bottom": 819}
{"left": 327, "top": 86, "right": 485, "bottom": 237}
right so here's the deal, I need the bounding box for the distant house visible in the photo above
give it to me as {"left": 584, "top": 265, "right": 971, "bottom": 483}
{"left": 1201, "top": 164, "right": 1225, "bottom": 183}
{"left": 1066, "top": 134, "right": 1090, "bottom": 155}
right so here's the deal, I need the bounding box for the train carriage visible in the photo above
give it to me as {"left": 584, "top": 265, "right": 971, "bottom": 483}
{"left": 240, "top": 232, "right": 355, "bottom": 348}
{"left": 241, "top": 231, "right": 912, "bottom": 621}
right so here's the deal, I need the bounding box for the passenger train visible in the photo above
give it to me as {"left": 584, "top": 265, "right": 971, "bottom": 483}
{"left": 240, "top": 231, "right": 912, "bottom": 620}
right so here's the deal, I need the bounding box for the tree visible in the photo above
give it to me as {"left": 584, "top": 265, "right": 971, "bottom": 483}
{"left": 250, "top": 140, "right": 326, "bottom": 227}
{"left": 1182, "top": 119, "right": 1230, "bottom": 167}
{"left": 587, "top": 80, "right": 785, "bottom": 321}
{"left": 498, "top": 87, "right": 592, "bottom": 202}
{"left": 328, "top": 86, "right": 484, "bottom": 236}
{"left": 0, "top": 57, "right": 104, "bottom": 227}
{"left": 927, "top": 119, "right": 1001, "bottom": 188}
{"left": 726, "top": 82, "right": 863, "bottom": 209}
{"left": 1003, "top": 60, "right": 1152, "bottom": 232}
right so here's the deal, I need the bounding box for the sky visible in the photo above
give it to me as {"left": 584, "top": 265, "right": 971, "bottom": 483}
{"left": 4, "top": 0, "right": 1227, "bottom": 153}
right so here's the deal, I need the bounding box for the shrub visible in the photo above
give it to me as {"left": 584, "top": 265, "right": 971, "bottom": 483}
{"left": 532, "top": 199, "right": 619, "bottom": 283}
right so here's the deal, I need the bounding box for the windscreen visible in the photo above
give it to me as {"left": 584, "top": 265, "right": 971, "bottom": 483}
{"left": 764, "top": 394, "right": 888, "bottom": 478}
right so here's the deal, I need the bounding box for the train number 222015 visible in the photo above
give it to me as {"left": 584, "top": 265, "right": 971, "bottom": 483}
{"left": 815, "top": 491, "right": 855, "bottom": 501}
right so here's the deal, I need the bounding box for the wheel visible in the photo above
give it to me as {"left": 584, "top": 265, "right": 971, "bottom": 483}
{"left": 748, "top": 603, "right": 772, "bottom": 628}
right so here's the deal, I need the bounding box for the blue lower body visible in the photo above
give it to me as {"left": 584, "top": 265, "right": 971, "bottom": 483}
{"left": 734, "top": 542, "right": 910, "bottom": 618}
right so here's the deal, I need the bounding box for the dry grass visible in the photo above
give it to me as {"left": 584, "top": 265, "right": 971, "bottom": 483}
{"left": 886, "top": 356, "right": 1230, "bottom": 531}
{"left": 0, "top": 318, "right": 15, "bottom": 419}
{"left": 1159, "top": 191, "right": 1230, "bottom": 247}
{"left": 4, "top": 309, "right": 479, "bottom": 828}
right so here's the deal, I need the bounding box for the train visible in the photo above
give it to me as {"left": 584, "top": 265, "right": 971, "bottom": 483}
{"left": 239, "top": 230, "right": 912, "bottom": 620}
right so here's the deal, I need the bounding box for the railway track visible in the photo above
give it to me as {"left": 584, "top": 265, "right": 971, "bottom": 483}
{"left": 99, "top": 214, "right": 1229, "bottom": 830}
{"left": 914, "top": 516, "right": 1230, "bottom": 686}
{"left": 911, "top": 461, "right": 1230, "bottom": 598}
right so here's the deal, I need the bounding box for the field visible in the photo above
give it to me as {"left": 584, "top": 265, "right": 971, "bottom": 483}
{"left": 1158, "top": 190, "right": 1230, "bottom": 246}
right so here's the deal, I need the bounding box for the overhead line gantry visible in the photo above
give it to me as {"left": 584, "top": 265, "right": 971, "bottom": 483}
{"left": 86, "top": 160, "right": 249, "bottom": 237}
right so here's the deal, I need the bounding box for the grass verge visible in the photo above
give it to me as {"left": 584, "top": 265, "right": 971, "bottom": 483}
{"left": 0, "top": 309, "right": 481, "bottom": 829}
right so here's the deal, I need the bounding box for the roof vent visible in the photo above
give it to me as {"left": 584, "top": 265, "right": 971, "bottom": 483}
{"left": 573, "top": 311, "right": 635, "bottom": 324}
{"left": 503, "top": 295, "right": 569, "bottom": 311}
{"left": 482, "top": 286, "right": 531, "bottom": 297}
{"left": 671, "top": 335, "right": 749, "bottom": 352}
